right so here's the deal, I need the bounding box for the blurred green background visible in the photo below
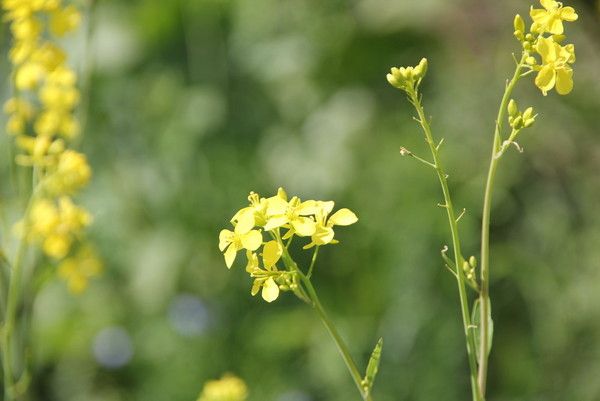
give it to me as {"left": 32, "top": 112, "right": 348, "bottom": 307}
{"left": 2, "top": 0, "right": 600, "bottom": 400}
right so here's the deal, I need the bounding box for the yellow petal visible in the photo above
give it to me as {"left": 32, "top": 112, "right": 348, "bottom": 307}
{"left": 251, "top": 279, "right": 263, "bottom": 296}
{"left": 328, "top": 208, "right": 358, "bottom": 226}
{"left": 529, "top": 8, "right": 548, "bottom": 24}
{"left": 296, "top": 200, "right": 318, "bottom": 215}
{"left": 548, "top": 18, "right": 563, "bottom": 35}
{"left": 266, "top": 196, "right": 288, "bottom": 216}
{"left": 224, "top": 244, "right": 237, "bottom": 268}
{"left": 560, "top": 6, "right": 578, "bottom": 21}
{"left": 313, "top": 226, "right": 335, "bottom": 245}
{"left": 291, "top": 216, "right": 316, "bottom": 236}
{"left": 262, "top": 240, "right": 282, "bottom": 269}
{"left": 261, "top": 278, "right": 280, "bottom": 302}
{"left": 263, "top": 215, "right": 288, "bottom": 231}
{"left": 234, "top": 209, "right": 255, "bottom": 234}
{"left": 318, "top": 201, "right": 335, "bottom": 216}
{"left": 219, "top": 229, "right": 234, "bottom": 251}
{"left": 555, "top": 68, "right": 573, "bottom": 95}
{"left": 535, "top": 64, "right": 556, "bottom": 95}
{"left": 536, "top": 37, "right": 556, "bottom": 63}
{"left": 241, "top": 230, "right": 262, "bottom": 251}
{"left": 540, "top": 0, "right": 558, "bottom": 11}
{"left": 246, "top": 251, "right": 259, "bottom": 272}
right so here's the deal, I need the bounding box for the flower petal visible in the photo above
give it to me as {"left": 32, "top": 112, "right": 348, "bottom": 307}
{"left": 261, "top": 278, "right": 280, "bottom": 302}
{"left": 219, "top": 229, "right": 233, "bottom": 251}
{"left": 313, "top": 226, "right": 335, "bottom": 245}
{"left": 251, "top": 278, "right": 264, "bottom": 296}
{"left": 266, "top": 196, "right": 288, "bottom": 216}
{"left": 263, "top": 240, "right": 282, "bottom": 269}
{"left": 548, "top": 18, "right": 563, "bottom": 35}
{"left": 241, "top": 230, "right": 262, "bottom": 251}
{"left": 535, "top": 64, "right": 556, "bottom": 95}
{"left": 263, "top": 215, "right": 288, "bottom": 231}
{"left": 560, "top": 6, "right": 578, "bottom": 22}
{"left": 224, "top": 244, "right": 237, "bottom": 268}
{"left": 328, "top": 208, "right": 358, "bottom": 226}
{"left": 540, "top": 0, "right": 557, "bottom": 11}
{"left": 291, "top": 216, "right": 316, "bottom": 236}
{"left": 536, "top": 37, "right": 556, "bottom": 63}
{"left": 234, "top": 208, "right": 255, "bottom": 234}
{"left": 555, "top": 68, "right": 573, "bottom": 95}
{"left": 296, "top": 200, "right": 318, "bottom": 216}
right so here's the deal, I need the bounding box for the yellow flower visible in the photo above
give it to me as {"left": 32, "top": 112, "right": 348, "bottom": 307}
{"left": 197, "top": 374, "right": 248, "bottom": 401}
{"left": 15, "top": 61, "right": 45, "bottom": 90}
{"left": 386, "top": 58, "right": 428, "bottom": 91}
{"left": 14, "top": 135, "right": 64, "bottom": 166}
{"left": 263, "top": 188, "right": 317, "bottom": 237}
{"left": 303, "top": 201, "right": 358, "bottom": 249}
{"left": 58, "top": 245, "right": 103, "bottom": 294}
{"left": 534, "top": 36, "right": 575, "bottom": 95}
{"left": 530, "top": 0, "right": 578, "bottom": 35}
{"left": 246, "top": 247, "right": 281, "bottom": 303}
{"left": 218, "top": 215, "right": 262, "bottom": 268}
{"left": 27, "top": 197, "right": 91, "bottom": 259}
{"left": 45, "top": 150, "right": 92, "bottom": 195}
{"left": 49, "top": 5, "right": 81, "bottom": 36}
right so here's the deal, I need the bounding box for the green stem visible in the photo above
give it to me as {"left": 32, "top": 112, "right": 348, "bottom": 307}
{"left": 306, "top": 246, "right": 319, "bottom": 279}
{"left": 407, "top": 89, "right": 481, "bottom": 401}
{"left": 280, "top": 247, "right": 370, "bottom": 401}
{"left": 478, "top": 54, "right": 526, "bottom": 396}
{"left": 2, "top": 231, "right": 28, "bottom": 401}
{"left": 301, "top": 276, "right": 371, "bottom": 401}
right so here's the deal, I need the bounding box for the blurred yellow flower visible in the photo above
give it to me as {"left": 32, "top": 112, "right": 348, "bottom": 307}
{"left": 58, "top": 245, "right": 103, "bottom": 294}
{"left": 263, "top": 188, "right": 317, "bottom": 237}
{"left": 45, "top": 150, "right": 92, "bottom": 195}
{"left": 197, "top": 374, "right": 248, "bottom": 401}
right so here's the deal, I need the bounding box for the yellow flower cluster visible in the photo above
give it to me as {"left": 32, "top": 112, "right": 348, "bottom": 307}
{"left": 515, "top": 0, "right": 578, "bottom": 95}
{"left": 3, "top": 0, "right": 100, "bottom": 293}
{"left": 197, "top": 374, "right": 248, "bottom": 401}
{"left": 219, "top": 188, "right": 358, "bottom": 302}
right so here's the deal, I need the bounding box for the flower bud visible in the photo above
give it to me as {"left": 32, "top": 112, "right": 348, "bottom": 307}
{"left": 469, "top": 256, "right": 477, "bottom": 269}
{"left": 507, "top": 99, "right": 519, "bottom": 117}
{"left": 513, "top": 14, "right": 525, "bottom": 34}
{"left": 522, "top": 107, "right": 536, "bottom": 127}
{"left": 510, "top": 115, "right": 523, "bottom": 129}
{"left": 413, "top": 58, "right": 428, "bottom": 79}
{"left": 526, "top": 56, "right": 537, "bottom": 65}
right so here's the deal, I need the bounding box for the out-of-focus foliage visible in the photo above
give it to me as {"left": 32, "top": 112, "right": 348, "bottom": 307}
{"left": 1, "top": 0, "right": 599, "bottom": 400}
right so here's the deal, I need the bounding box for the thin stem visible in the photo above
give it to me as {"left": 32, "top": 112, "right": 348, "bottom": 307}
{"left": 279, "top": 247, "right": 370, "bottom": 401}
{"left": 478, "top": 54, "right": 526, "bottom": 396}
{"left": 301, "top": 275, "right": 371, "bottom": 401}
{"left": 407, "top": 89, "right": 482, "bottom": 401}
{"left": 2, "top": 187, "right": 39, "bottom": 401}
{"left": 306, "top": 246, "right": 319, "bottom": 279}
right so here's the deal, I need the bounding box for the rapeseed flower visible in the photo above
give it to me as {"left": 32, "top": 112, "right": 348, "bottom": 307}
{"left": 534, "top": 36, "right": 575, "bottom": 95}
{"left": 58, "top": 245, "right": 103, "bottom": 294}
{"left": 530, "top": 0, "right": 578, "bottom": 34}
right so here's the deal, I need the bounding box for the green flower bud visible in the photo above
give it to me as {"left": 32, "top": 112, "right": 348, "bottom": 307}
{"left": 414, "top": 57, "right": 428, "bottom": 79}
{"left": 525, "top": 33, "right": 534, "bottom": 42}
{"left": 522, "top": 41, "right": 532, "bottom": 51}
{"left": 508, "top": 99, "right": 519, "bottom": 117}
{"left": 522, "top": 107, "right": 536, "bottom": 127}
{"left": 514, "top": 14, "right": 525, "bottom": 34}
{"left": 552, "top": 34, "right": 566, "bottom": 43}
{"left": 469, "top": 256, "right": 477, "bottom": 269}
{"left": 526, "top": 56, "right": 537, "bottom": 65}
{"left": 511, "top": 115, "right": 523, "bottom": 129}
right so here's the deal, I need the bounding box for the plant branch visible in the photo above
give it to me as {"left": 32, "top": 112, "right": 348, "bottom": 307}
{"left": 477, "top": 53, "right": 526, "bottom": 396}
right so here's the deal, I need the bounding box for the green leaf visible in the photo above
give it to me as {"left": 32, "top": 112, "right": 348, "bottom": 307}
{"left": 361, "top": 338, "right": 383, "bottom": 396}
{"left": 472, "top": 298, "right": 493, "bottom": 361}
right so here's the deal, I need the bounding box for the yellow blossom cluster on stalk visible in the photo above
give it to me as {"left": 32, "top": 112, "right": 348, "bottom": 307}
{"left": 196, "top": 374, "right": 248, "bottom": 401}
{"left": 219, "top": 188, "right": 358, "bottom": 302}
{"left": 3, "top": 0, "right": 101, "bottom": 293}
{"left": 515, "top": 0, "right": 578, "bottom": 95}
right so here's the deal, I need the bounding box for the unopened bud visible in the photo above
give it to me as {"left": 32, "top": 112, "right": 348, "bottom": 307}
{"left": 414, "top": 58, "right": 428, "bottom": 79}
{"left": 526, "top": 56, "right": 537, "bottom": 65}
{"left": 469, "top": 256, "right": 477, "bottom": 268}
{"left": 511, "top": 115, "right": 523, "bottom": 129}
{"left": 513, "top": 14, "right": 525, "bottom": 35}
{"left": 522, "top": 107, "right": 536, "bottom": 127}
{"left": 508, "top": 99, "right": 518, "bottom": 117}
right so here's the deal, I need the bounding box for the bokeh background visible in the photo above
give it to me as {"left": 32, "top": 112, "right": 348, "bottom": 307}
{"left": 2, "top": 0, "right": 600, "bottom": 400}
